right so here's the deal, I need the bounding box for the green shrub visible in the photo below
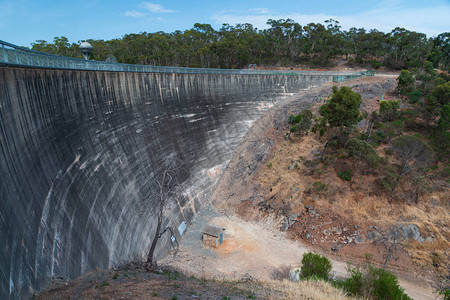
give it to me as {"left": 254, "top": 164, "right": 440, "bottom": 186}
{"left": 340, "top": 264, "right": 412, "bottom": 300}
{"left": 164, "top": 270, "right": 179, "bottom": 280}
{"left": 371, "top": 268, "right": 411, "bottom": 300}
{"left": 379, "top": 175, "right": 397, "bottom": 191}
{"left": 337, "top": 170, "right": 353, "bottom": 181}
{"left": 390, "top": 119, "right": 403, "bottom": 128}
{"left": 440, "top": 288, "right": 450, "bottom": 300}
{"left": 300, "top": 252, "right": 332, "bottom": 281}
{"left": 339, "top": 266, "right": 364, "bottom": 296}
{"left": 432, "top": 82, "right": 450, "bottom": 108}
{"left": 380, "top": 100, "right": 401, "bottom": 121}
{"left": 312, "top": 181, "right": 328, "bottom": 192}
{"left": 397, "top": 70, "right": 415, "bottom": 94}
{"left": 101, "top": 281, "right": 110, "bottom": 287}
{"left": 424, "top": 61, "right": 436, "bottom": 76}
{"left": 372, "top": 130, "right": 386, "bottom": 144}
{"left": 402, "top": 110, "right": 418, "bottom": 118}
{"left": 288, "top": 110, "right": 313, "bottom": 134}
{"left": 374, "top": 121, "right": 384, "bottom": 129}
{"left": 288, "top": 114, "right": 303, "bottom": 124}
{"left": 347, "top": 138, "right": 381, "bottom": 167}
{"left": 304, "top": 160, "right": 319, "bottom": 168}
{"left": 371, "top": 60, "right": 383, "bottom": 69}
{"left": 407, "top": 90, "right": 422, "bottom": 104}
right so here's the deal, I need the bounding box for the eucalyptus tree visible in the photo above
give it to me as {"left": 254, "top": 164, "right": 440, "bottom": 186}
{"left": 429, "top": 32, "right": 450, "bottom": 67}
{"left": 29, "top": 19, "right": 448, "bottom": 70}
{"left": 266, "top": 19, "right": 303, "bottom": 60}
{"left": 302, "top": 22, "right": 327, "bottom": 61}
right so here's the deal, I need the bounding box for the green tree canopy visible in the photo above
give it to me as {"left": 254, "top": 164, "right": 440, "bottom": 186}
{"left": 397, "top": 70, "right": 415, "bottom": 94}
{"left": 432, "top": 81, "right": 450, "bottom": 107}
{"left": 347, "top": 138, "right": 381, "bottom": 167}
{"left": 346, "top": 138, "right": 381, "bottom": 186}
{"left": 28, "top": 20, "right": 448, "bottom": 70}
{"left": 379, "top": 100, "right": 401, "bottom": 121}
{"left": 318, "top": 86, "right": 363, "bottom": 134}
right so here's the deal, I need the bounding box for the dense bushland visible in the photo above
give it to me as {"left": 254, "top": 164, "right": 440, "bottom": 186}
{"left": 287, "top": 66, "right": 449, "bottom": 204}
{"left": 29, "top": 20, "right": 449, "bottom": 70}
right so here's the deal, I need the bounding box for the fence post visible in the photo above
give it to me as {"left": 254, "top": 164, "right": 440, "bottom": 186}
{"left": 1, "top": 44, "right": 7, "bottom": 63}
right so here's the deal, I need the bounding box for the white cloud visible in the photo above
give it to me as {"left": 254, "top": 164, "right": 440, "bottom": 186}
{"left": 249, "top": 8, "right": 270, "bottom": 14}
{"left": 124, "top": 10, "right": 146, "bottom": 18}
{"left": 211, "top": 2, "right": 450, "bottom": 37}
{"left": 140, "top": 2, "right": 177, "bottom": 13}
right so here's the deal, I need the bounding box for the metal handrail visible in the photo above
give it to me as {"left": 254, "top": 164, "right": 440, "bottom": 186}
{"left": 0, "top": 40, "right": 375, "bottom": 78}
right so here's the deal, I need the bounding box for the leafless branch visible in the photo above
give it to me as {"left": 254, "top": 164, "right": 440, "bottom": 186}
{"left": 144, "top": 158, "right": 184, "bottom": 268}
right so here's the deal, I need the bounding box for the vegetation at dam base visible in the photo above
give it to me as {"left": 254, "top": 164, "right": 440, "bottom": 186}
{"left": 299, "top": 252, "right": 412, "bottom": 300}
{"left": 35, "top": 251, "right": 413, "bottom": 299}
{"left": 30, "top": 19, "right": 449, "bottom": 71}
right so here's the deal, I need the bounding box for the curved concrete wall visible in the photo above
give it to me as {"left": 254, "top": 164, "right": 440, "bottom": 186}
{"left": 0, "top": 66, "right": 333, "bottom": 298}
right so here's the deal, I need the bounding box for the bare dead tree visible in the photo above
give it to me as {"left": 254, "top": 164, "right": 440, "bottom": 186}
{"left": 365, "top": 111, "right": 379, "bottom": 142}
{"left": 381, "top": 227, "right": 401, "bottom": 270}
{"left": 142, "top": 159, "right": 183, "bottom": 270}
{"left": 371, "top": 225, "right": 403, "bottom": 270}
{"left": 391, "top": 135, "right": 434, "bottom": 194}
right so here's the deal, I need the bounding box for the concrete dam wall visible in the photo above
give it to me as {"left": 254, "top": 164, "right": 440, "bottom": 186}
{"left": 0, "top": 65, "right": 335, "bottom": 298}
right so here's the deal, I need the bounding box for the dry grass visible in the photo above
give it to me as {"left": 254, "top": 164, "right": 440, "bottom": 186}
{"left": 248, "top": 94, "right": 449, "bottom": 280}
{"left": 255, "top": 278, "right": 360, "bottom": 300}
{"left": 37, "top": 267, "right": 363, "bottom": 300}
{"left": 257, "top": 120, "right": 449, "bottom": 234}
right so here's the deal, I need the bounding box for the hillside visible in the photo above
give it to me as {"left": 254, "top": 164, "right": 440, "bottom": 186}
{"left": 34, "top": 74, "right": 447, "bottom": 299}
{"left": 210, "top": 73, "right": 448, "bottom": 296}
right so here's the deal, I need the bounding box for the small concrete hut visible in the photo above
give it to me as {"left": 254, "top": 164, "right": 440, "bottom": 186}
{"left": 202, "top": 224, "right": 225, "bottom": 248}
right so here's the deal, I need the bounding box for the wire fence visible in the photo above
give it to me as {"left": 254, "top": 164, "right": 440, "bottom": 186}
{"left": 1, "top": 40, "right": 375, "bottom": 79}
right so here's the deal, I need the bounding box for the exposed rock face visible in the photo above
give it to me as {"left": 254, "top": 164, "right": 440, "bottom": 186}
{"left": 391, "top": 224, "right": 425, "bottom": 242}
{"left": 367, "top": 224, "right": 427, "bottom": 243}
{"left": 281, "top": 214, "right": 298, "bottom": 231}
{"left": 0, "top": 66, "right": 335, "bottom": 298}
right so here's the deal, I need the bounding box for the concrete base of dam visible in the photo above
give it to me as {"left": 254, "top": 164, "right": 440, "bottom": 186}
{"left": 0, "top": 66, "right": 336, "bottom": 298}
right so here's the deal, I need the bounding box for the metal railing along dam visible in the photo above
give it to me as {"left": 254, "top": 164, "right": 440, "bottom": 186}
{"left": 0, "top": 40, "right": 374, "bottom": 299}
{"left": 0, "top": 40, "right": 374, "bottom": 80}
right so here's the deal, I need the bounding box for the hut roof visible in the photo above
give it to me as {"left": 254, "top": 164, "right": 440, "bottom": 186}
{"left": 202, "top": 224, "right": 225, "bottom": 238}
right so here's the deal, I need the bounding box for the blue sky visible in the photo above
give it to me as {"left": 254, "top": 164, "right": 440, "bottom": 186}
{"left": 1, "top": 0, "right": 449, "bottom": 47}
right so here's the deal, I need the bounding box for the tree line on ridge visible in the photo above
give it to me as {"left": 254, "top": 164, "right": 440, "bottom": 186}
{"left": 30, "top": 19, "right": 449, "bottom": 70}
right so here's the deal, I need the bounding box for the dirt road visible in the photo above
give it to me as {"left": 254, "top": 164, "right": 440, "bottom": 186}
{"left": 162, "top": 207, "right": 437, "bottom": 300}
